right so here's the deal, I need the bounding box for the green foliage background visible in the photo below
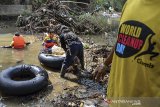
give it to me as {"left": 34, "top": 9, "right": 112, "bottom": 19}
{"left": 0, "top": 0, "right": 14, "bottom": 4}
{"left": 92, "top": 0, "right": 127, "bottom": 11}
{"left": 0, "top": 0, "right": 126, "bottom": 11}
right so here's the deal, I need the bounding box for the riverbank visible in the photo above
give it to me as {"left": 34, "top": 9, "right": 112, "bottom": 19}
{"left": 0, "top": 34, "right": 112, "bottom": 107}
{"left": 0, "top": 20, "right": 18, "bottom": 34}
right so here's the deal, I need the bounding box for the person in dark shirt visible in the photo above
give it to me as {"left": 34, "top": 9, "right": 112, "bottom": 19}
{"left": 54, "top": 24, "right": 84, "bottom": 78}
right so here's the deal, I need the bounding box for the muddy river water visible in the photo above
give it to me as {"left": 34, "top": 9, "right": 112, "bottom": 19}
{"left": 0, "top": 18, "right": 119, "bottom": 106}
{"left": 0, "top": 34, "right": 109, "bottom": 107}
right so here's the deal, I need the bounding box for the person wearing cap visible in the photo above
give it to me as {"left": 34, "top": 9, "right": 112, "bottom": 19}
{"left": 10, "top": 32, "right": 26, "bottom": 49}
{"left": 54, "top": 24, "right": 84, "bottom": 78}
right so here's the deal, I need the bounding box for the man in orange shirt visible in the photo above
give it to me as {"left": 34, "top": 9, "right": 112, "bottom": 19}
{"left": 10, "top": 32, "right": 26, "bottom": 49}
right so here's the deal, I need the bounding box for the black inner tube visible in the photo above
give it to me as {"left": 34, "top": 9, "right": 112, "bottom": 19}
{"left": 0, "top": 64, "right": 49, "bottom": 96}
{"left": 11, "top": 70, "right": 35, "bottom": 81}
{"left": 38, "top": 51, "right": 65, "bottom": 69}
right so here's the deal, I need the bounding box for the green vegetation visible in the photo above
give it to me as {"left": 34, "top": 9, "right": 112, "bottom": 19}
{"left": 78, "top": 12, "right": 109, "bottom": 31}
{"left": 0, "top": 0, "right": 126, "bottom": 12}
{"left": 92, "top": 0, "right": 126, "bottom": 12}
{"left": 0, "top": 0, "right": 14, "bottom": 5}
{"left": 78, "top": 12, "right": 119, "bottom": 34}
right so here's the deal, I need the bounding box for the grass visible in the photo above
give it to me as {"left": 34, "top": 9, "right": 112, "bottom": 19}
{"left": 78, "top": 12, "right": 120, "bottom": 33}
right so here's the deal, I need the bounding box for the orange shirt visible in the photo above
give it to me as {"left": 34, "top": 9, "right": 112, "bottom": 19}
{"left": 12, "top": 36, "right": 25, "bottom": 49}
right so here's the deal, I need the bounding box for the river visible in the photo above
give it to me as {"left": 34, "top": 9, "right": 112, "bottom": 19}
{"left": 0, "top": 18, "right": 119, "bottom": 106}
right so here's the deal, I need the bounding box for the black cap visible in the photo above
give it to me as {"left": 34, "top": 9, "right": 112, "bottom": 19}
{"left": 15, "top": 32, "right": 20, "bottom": 36}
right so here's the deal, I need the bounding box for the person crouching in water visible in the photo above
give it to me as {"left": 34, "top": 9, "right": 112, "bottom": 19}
{"left": 54, "top": 24, "right": 84, "bottom": 78}
{"left": 42, "top": 32, "right": 59, "bottom": 54}
{"left": 10, "top": 32, "right": 26, "bottom": 49}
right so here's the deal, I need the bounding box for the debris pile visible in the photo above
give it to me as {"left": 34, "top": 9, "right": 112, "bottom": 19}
{"left": 16, "top": 0, "right": 103, "bottom": 35}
